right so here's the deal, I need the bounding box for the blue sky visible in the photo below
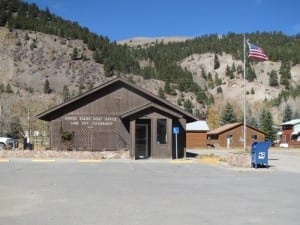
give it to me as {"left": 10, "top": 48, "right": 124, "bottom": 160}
{"left": 25, "top": 0, "right": 300, "bottom": 41}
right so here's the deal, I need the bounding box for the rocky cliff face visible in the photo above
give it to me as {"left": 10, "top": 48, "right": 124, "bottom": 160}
{"left": 0, "top": 28, "right": 300, "bottom": 135}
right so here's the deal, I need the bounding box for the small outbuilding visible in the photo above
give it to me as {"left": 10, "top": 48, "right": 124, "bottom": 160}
{"left": 278, "top": 119, "right": 300, "bottom": 148}
{"left": 36, "top": 78, "right": 197, "bottom": 159}
{"left": 207, "top": 122, "right": 265, "bottom": 148}
{"left": 186, "top": 120, "right": 209, "bottom": 148}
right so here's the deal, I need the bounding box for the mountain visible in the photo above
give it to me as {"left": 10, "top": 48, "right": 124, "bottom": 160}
{"left": 0, "top": 0, "right": 300, "bottom": 137}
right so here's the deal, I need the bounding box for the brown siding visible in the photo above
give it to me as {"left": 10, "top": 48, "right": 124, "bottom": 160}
{"left": 186, "top": 131, "right": 207, "bottom": 148}
{"left": 50, "top": 87, "right": 149, "bottom": 151}
{"left": 41, "top": 79, "right": 195, "bottom": 158}
{"left": 207, "top": 125, "right": 265, "bottom": 148}
{"left": 281, "top": 129, "right": 300, "bottom": 148}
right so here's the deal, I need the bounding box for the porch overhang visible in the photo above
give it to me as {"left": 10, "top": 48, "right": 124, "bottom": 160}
{"left": 120, "top": 102, "right": 183, "bottom": 120}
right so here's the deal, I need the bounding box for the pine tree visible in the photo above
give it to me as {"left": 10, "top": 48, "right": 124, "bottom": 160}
{"left": 260, "top": 109, "right": 275, "bottom": 140}
{"left": 8, "top": 116, "right": 22, "bottom": 139}
{"left": 183, "top": 99, "right": 193, "bottom": 114}
{"left": 269, "top": 70, "right": 279, "bottom": 86}
{"left": 221, "top": 102, "right": 237, "bottom": 125}
{"left": 214, "top": 53, "right": 220, "bottom": 70}
{"left": 283, "top": 104, "right": 292, "bottom": 122}
{"left": 71, "top": 47, "right": 78, "bottom": 60}
{"left": 43, "top": 79, "right": 51, "bottom": 94}
{"left": 158, "top": 87, "right": 165, "bottom": 99}
{"left": 62, "top": 85, "right": 70, "bottom": 102}
{"left": 164, "top": 81, "right": 171, "bottom": 94}
{"left": 5, "top": 83, "right": 13, "bottom": 93}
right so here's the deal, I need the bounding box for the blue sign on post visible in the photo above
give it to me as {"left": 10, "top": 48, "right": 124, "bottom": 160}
{"left": 173, "top": 127, "right": 180, "bottom": 134}
{"left": 173, "top": 127, "right": 180, "bottom": 159}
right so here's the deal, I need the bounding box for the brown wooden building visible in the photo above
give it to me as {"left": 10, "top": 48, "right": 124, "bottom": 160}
{"left": 186, "top": 120, "right": 209, "bottom": 148}
{"left": 36, "top": 78, "right": 197, "bottom": 159}
{"left": 207, "top": 122, "right": 265, "bottom": 148}
{"left": 278, "top": 119, "right": 300, "bottom": 148}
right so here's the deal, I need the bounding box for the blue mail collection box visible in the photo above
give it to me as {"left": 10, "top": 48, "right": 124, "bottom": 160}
{"left": 251, "top": 141, "right": 272, "bottom": 168}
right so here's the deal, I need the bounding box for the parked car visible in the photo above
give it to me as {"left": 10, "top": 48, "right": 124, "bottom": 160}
{"left": 0, "top": 137, "right": 18, "bottom": 150}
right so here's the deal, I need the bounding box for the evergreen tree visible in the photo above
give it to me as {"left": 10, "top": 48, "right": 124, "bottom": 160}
{"left": 279, "top": 61, "right": 291, "bottom": 89}
{"left": 246, "top": 65, "right": 257, "bottom": 82}
{"left": 71, "top": 47, "right": 78, "bottom": 60}
{"left": 8, "top": 116, "right": 22, "bottom": 139}
{"left": 183, "top": 99, "right": 193, "bottom": 114}
{"left": 214, "top": 73, "right": 222, "bottom": 86}
{"left": 248, "top": 116, "right": 259, "bottom": 129}
{"left": 260, "top": 109, "right": 275, "bottom": 140}
{"left": 43, "top": 79, "right": 51, "bottom": 94}
{"left": 78, "top": 83, "right": 85, "bottom": 95}
{"left": 269, "top": 70, "right": 279, "bottom": 86}
{"left": 214, "top": 53, "right": 220, "bottom": 70}
{"left": 62, "top": 85, "right": 70, "bottom": 102}
{"left": 221, "top": 102, "right": 237, "bottom": 125}
{"left": 177, "top": 98, "right": 182, "bottom": 106}
{"left": 225, "top": 65, "right": 231, "bottom": 77}
{"left": 283, "top": 104, "right": 292, "bottom": 122}
{"left": 158, "top": 87, "right": 165, "bottom": 99}
{"left": 5, "top": 83, "right": 13, "bottom": 93}
{"left": 164, "top": 81, "right": 171, "bottom": 94}
{"left": 0, "top": 83, "right": 4, "bottom": 93}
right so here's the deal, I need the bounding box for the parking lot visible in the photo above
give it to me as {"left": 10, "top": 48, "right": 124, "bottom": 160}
{"left": 0, "top": 150, "right": 300, "bottom": 225}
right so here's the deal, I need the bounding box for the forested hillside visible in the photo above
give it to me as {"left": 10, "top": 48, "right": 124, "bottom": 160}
{"left": 0, "top": 0, "right": 300, "bottom": 139}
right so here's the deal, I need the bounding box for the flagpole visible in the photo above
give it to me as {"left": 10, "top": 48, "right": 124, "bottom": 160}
{"left": 243, "top": 34, "right": 247, "bottom": 151}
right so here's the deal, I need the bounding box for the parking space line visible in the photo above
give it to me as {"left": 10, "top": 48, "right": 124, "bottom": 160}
{"left": 78, "top": 159, "right": 101, "bottom": 163}
{"left": 169, "top": 159, "right": 193, "bottom": 164}
{"left": 0, "top": 159, "right": 10, "bottom": 163}
{"left": 31, "top": 159, "right": 56, "bottom": 163}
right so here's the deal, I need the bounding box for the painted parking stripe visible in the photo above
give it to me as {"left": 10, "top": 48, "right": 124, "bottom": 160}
{"left": 78, "top": 159, "right": 101, "bottom": 163}
{"left": 31, "top": 159, "right": 56, "bottom": 163}
{"left": 169, "top": 159, "right": 193, "bottom": 164}
{"left": 0, "top": 159, "right": 10, "bottom": 163}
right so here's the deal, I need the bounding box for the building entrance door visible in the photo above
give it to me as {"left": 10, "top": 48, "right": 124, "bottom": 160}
{"left": 135, "top": 124, "right": 149, "bottom": 159}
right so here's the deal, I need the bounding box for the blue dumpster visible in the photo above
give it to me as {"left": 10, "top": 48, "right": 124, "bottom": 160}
{"left": 251, "top": 141, "right": 272, "bottom": 168}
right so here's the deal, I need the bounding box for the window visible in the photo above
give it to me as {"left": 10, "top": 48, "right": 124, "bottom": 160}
{"left": 157, "top": 119, "right": 167, "bottom": 144}
{"left": 251, "top": 134, "right": 258, "bottom": 140}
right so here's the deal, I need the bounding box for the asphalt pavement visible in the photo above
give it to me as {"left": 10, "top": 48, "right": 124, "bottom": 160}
{"left": 0, "top": 158, "right": 300, "bottom": 225}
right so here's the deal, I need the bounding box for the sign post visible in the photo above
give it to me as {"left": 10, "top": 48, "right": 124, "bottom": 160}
{"left": 173, "top": 127, "right": 180, "bottom": 159}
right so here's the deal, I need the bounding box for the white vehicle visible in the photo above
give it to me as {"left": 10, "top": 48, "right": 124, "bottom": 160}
{"left": 0, "top": 137, "right": 18, "bottom": 150}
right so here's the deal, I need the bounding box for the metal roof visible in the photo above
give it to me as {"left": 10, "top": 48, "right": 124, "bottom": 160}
{"left": 281, "top": 119, "right": 300, "bottom": 126}
{"left": 186, "top": 120, "right": 209, "bottom": 131}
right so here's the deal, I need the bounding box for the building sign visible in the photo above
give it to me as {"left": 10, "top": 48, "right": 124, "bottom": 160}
{"left": 64, "top": 116, "right": 118, "bottom": 127}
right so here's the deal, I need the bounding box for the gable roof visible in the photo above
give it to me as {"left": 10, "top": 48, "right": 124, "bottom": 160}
{"left": 186, "top": 120, "right": 209, "bottom": 131}
{"left": 281, "top": 119, "right": 300, "bottom": 126}
{"left": 207, "top": 122, "right": 265, "bottom": 135}
{"left": 36, "top": 77, "right": 198, "bottom": 122}
{"left": 120, "top": 102, "right": 183, "bottom": 119}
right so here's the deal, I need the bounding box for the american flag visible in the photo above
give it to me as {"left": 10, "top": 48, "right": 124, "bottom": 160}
{"left": 247, "top": 42, "right": 269, "bottom": 61}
